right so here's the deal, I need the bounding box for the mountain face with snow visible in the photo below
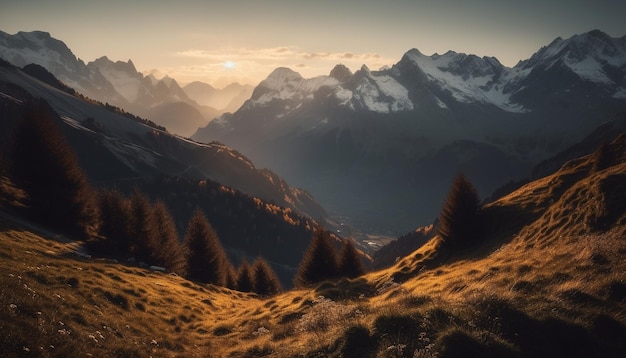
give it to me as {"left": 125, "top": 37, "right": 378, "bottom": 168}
{"left": 192, "top": 30, "right": 626, "bottom": 237}
{"left": 0, "top": 31, "right": 246, "bottom": 137}
{"left": 0, "top": 31, "right": 125, "bottom": 105}
{"left": 0, "top": 60, "right": 325, "bottom": 223}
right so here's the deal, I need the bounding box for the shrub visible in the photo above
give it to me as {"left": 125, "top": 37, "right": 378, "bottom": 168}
{"left": 340, "top": 325, "right": 377, "bottom": 358}
{"left": 437, "top": 329, "right": 481, "bottom": 357}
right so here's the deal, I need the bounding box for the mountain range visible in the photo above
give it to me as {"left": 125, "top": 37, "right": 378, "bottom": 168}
{"left": 2, "top": 29, "right": 626, "bottom": 240}
{"left": 0, "top": 30, "right": 253, "bottom": 137}
{"left": 0, "top": 58, "right": 324, "bottom": 220}
{"left": 0, "top": 58, "right": 344, "bottom": 284}
{"left": 192, "top": 30, "right": 626, "bottom": 237}
{"left": 1, "top": 27, "right": 625, "bottom": 357}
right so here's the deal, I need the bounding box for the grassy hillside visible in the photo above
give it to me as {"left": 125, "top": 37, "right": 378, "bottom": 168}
{"left": 1, "top": 135, "right": 625, "bottom": 357}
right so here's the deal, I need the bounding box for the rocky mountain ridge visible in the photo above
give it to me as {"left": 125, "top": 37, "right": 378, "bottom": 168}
{"left": 0, "top": 30, "right": 251, "bottom": 136}
{"left": 192, "top": 30, "right": 626, "bottom": 237}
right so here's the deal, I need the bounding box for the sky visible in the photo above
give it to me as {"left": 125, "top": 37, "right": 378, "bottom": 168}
{"left": 2, "top": 0, "right": 626, "bottom": 88}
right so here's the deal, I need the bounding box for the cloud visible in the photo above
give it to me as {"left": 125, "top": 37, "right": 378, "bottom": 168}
{"left": 298, "top": 51, "right": 383, "bottom": 61}
{"left": 176, "top": 46, "right": 388, "bottom": 64}
{"left": 170, "top": 46, "right": 395, "bottom": 87}
{"left": 176, "top": 46, "right": 299, "bottom": 61}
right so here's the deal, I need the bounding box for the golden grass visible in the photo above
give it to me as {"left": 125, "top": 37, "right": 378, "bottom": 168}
{"left": 1, "top": 141, "right": 625, "bottom": 356}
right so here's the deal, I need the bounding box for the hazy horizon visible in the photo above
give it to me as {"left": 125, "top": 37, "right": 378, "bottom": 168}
{"left": 2, "top": 0, "right": 626, "bottom": 88}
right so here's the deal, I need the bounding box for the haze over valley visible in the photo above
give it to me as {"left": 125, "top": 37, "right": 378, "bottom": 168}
{"left": 1, "top": 1, "right": 626, "bottom": 356}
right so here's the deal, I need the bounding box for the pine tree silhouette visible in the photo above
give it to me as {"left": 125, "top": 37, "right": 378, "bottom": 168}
{"left": 10, "top": 100, "right": 97, "bottom": 238}
{"left": 224, "top": 263, "right": 238, "bottom": 290}
{"left": 236, "top": 260, "right": 254, "bottom": 292}
{"left": 294, "top": 228, "right": 339, "bottom": 287}
{"left": 338, "top": 240, "right": 366, "bottom": 279}
{"left": 438, "top": 173, "right": 483, "bottom": 250}
{"left": 0, "top": 152, "right": 6, "bottom": 177}
{"left": 152, "top": 200, "right": 187, "bottom": 275}
{"left": 96, "top": 188, "right": 133, "bottom": 255}
{"left": 184, "top": 208, "right": 230, "bottom": 285}
{"left": 591, "top": 141, "right": 611, "bottom": 173}
{"left": 252, "top": 258, "right": 282, "bottom": 296}
{"left": 129, "top": 190, "right": 159, "bottom": 263}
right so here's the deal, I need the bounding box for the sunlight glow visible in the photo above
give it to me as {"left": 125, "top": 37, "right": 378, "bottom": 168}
{"left": 223, "top": 60, "right": 236, "bottom": 69}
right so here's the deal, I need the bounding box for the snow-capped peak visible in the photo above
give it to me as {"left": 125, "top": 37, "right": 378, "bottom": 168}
{"left": 520, "top": 30, "right": 626, "bottom": 85}
{"left": 0, "top": 30, "right": 81, "bottom": 72}
{"left": 246, "top": 64, "right": 414, "bottom": 114}
{"left": 401, "top": 47, "right": 528, "bottom": 112}
{"left": 248, "top": 67, "right": 338, "bottom": 106}
{"left": 259, "top": 67, "right": 304, "bottom": 90}
{"left": 350, "top": 64, "right": 413, "bottom": 113}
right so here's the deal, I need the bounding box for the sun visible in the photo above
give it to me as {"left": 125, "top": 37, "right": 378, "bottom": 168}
{"left": 223, "top": 60, "right": 235, "bottom": 69}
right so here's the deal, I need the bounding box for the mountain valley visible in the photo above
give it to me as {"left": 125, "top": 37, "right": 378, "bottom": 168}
{"left": 193, "top": 30, "right": 626, "bottom": 237}
{"left": 1, "top": 26, "right": 625, "bottom": 357}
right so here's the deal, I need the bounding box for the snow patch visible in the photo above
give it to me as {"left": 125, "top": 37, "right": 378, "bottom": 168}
{"left": 0, "top": 91, "right": 23, "bottom": 104}
{"left": 434, "top": 96, "right": 447, "bottom": 109}
{"left": 613, "top": 88, "right": 626, "bottom": 99}
{"left": 353, "top": 72, "right": 413, "bottom": 113}
{"left": 253, "top": 73, "right": 338, "bottom": 106}
{"left": 565, "top": 56, "right": 612, "bottom": 84}
{"left": 334, "top": 87, "right": 353, "bottom": 105}
{"left": 404, "top": 50, "right": 529, "bottom": 113}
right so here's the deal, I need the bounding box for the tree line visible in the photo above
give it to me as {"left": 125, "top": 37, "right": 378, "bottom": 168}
{"left": 1, "top": 99, "right": 368, "bottom": 295}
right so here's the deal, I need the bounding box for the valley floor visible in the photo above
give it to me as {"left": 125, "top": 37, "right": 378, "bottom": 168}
{"left": 1, "top": 209, "right": 625, "bottom": 357}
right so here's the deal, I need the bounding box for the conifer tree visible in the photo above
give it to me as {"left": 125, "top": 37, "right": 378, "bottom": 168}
{"left": 128, "top": 190, "right": 159, "bottom": 263}
{"left": 224, "top": 263, "right": 238, "bottom": 290}
{"left": 252, "top": 258, "right": 282, "bottom": 296}
{"left": 152, "top": 200, "right": 187, "bottom": 275}
{"left": 591, "top": 141, "right": 611, "bottom": 173}
{"left": 10, "top": 100, "right": 97, "bottom": 239}
{"left": 294, "top": 228, "right": 339, "bottom": 287}
{"left": 236, "top": 260, "right": 254, "bottom": 292}
{"left": 96, "top": 188, "right": 133, "bottom": 254}
{"left": 0, "top": 152, "right": 6, "bottom": 177}
{"left": 338, "top": 240, "right": 366, "bottom": 279}
{"left": 438, "top": 173, "right": 483, "bottom": 250}
{"left": 184, "top": 208, "right": 230, "bottom": 285}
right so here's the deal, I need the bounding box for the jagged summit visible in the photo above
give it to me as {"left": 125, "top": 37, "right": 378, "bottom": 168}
{"left": 0, "top": 30, "right": 254, "bottom": 137}
{"left": 91, "top": 56, "right": 140, "bottom": 77}
{"left": 260, "top": 67, "right": 304, "bottom": 88}
{"left": 17, "top": 30, "right": 51, "bottom": 39}
{"left": 247, "top": 67, "right": 338, "bottom": 106}
{"left": 193, "top": 29, "right": 626, "bottom": 237}
{"left": 522, "top": 30, "right": 626, "bottom": 74}
{"left": 329, "top": 64, "right": 352, "bottom": 82}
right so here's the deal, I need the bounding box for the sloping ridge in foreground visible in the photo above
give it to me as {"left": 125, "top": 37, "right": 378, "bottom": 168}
{"left": 1, "top": 134, "right": 625, "bottom": 356}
